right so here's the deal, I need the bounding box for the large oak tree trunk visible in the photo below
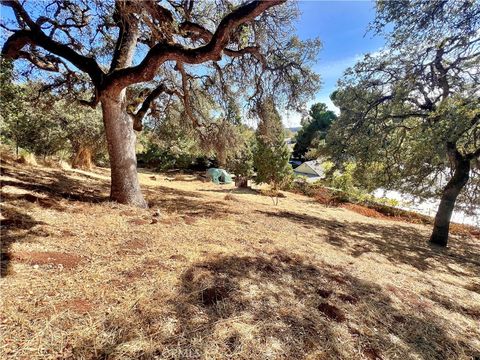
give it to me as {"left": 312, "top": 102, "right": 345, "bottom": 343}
{"left": 430, "top": 150, "right": 470, "bottom": 247}
{"left": 101, "top": 91, "right": 147, "bottom": 208}
{"left": 216, "top": 147, "right": 227, "bottom": 169}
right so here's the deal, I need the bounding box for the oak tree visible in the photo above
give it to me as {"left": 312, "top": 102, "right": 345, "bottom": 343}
{"left": 1, "top": 0, "right": 320, "bottom": 207}
{"left": 328, "top": 0, "right": 480, "bottom": 246}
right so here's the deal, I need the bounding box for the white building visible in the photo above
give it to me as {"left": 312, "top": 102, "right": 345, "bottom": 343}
{"left": 294, "top": 160, "right": 325, "bottom": 182}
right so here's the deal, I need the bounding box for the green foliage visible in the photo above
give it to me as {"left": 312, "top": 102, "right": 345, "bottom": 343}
{"left": 0, "top": 68, "right": 105, "bottom": 162}
{"left": 253, "top": 99, "right": 293, "bottom": 189}
{"left": 138, "top": 111, "right": 203, "bottom": 170}
{"left": 327, "top": 0, "right": 480, "bottom": 217}
{"left": 1, "top": 84, "right": 60, "bottom": 157}
{"left": 1, "top": 60, "right": 106, "bottom": 163}
{"left": 227, "top": 125, "right": 255, "bottom": 178}
{"left": 137, "top": 135, "right": 198, "bottom": 170}
{"left": 290, "top": 167, "right": 400, "bottom": 208}
{"left": 329, "top": 162, "right": 356, "bottom": 193}
{"left": 293, "top": 103, "right": 336, "bottom": 160}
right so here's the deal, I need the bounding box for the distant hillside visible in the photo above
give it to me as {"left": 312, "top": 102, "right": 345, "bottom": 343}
{"left": 287, "top": 127, "right": 301, "bottom": 133}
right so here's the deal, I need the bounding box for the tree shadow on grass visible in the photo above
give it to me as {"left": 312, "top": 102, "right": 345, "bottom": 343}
{"left": 1, "top": 163, "right": 239, "bottom": 225}
{"left": 144, "top": 185, "right": 240, "bottom": 220}
{"left": 200, "top": 187, "right": 259, "bottom": 195}
{"left": 72, "top": 251, "right": 477, "bottom": 359}
{"left": 0, "top": 204, "right": 46, "bottom": 276}
{"left": 256, "top": 210, "right": 480, "bottom": 279}
{"left": 1, "top": 164, "right": 109, "bottom": 205}
{"left": 168, "top": 252, "right": 478, "bottom": 359}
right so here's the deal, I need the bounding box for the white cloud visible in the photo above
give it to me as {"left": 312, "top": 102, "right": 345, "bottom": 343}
{"left": 315, "top": 54, "right": 363, "bottom": 81}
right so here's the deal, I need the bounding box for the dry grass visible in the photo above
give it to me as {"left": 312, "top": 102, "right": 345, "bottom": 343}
{"left": 291, "top": 181, "right": 478, "bottom": 238}
{"left": 1, "top": 159, "right": 480, "bottom": 360}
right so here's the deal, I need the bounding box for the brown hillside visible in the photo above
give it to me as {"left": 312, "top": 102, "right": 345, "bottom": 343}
{"left": 1, "top": 160, "right": 479, "bottom": 359}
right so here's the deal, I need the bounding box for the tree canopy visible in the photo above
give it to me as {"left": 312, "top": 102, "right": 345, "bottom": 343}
{"left": 328, "top": 0, "right": 480, "bottom": 246}
{"left": 0, "top": 65, "right": 105, "bottom": 166}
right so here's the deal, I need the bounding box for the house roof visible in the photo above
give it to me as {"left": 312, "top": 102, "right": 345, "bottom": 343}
{"left": 294, "top": 160, "right": 324, "bottom": 177}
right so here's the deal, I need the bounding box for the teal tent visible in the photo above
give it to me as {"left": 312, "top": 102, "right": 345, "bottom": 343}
{"left": 206, "top": 168, "right": 233, "bottom": 184}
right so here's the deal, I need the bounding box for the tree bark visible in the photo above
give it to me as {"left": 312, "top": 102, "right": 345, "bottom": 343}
{"left": 430, "top": 150, "right": 470, "bottom": 246}
{"left": 216, "top": 147, "right": 227, "bottom": 169}
{"left": 101, "top": 91, "right": 147, "bottom": 208}
{"left": 235, "top": 176, "right": 249, "bottom": 188}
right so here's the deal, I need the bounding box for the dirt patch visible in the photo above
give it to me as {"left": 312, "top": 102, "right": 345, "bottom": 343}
{"left": 342, "top": 203, "right": 387, "bottom": 219}
{"left": 450, "top": 223, "right": 480, "bottom": 238}
{"left": 128, "top": 218, "right": 150, "bottom": 226}
{"left": 344, "top": 202, "right": 478, "bottom": 238}
{"left": 363, "top": 346, "right": 383, "bottom": 360}
{"left": 57, "top": 298, "right": 93, "bottom": 314}
{"left": 6, "top": 251, "right": 83, "bottom": 269}
{"left": 317, "top": 302, "right": 346, "bottom": 322}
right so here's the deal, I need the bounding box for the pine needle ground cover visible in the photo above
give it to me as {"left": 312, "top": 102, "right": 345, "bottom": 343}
{"left": 1, "top": 160, "right": 479, "bottom": 359}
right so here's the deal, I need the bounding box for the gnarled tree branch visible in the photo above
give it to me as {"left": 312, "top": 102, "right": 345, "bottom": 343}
{"left": 1, "top": 0, "right": 104, "bottom": 85}
{"left": 105, "top": 0, "right": 284, "bottom": 92}
{"left": 130, "top": 83, "right": 181, "bottom": 131}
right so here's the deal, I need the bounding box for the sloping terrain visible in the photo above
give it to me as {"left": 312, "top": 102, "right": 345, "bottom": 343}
{"left": 1, "top": 160, "right": 479, "bottom": 359}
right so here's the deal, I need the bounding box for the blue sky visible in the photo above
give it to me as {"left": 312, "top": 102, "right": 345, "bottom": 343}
{"left": 283, "top": 0, "right": 385, "bottom": 127}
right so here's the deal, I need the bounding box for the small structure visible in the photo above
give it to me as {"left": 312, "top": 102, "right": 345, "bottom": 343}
{"left": 294, "top": 160, "right": 325, "bottom": 182}
{"left": 206, "top": 168, "right": 233, "bottom": 184}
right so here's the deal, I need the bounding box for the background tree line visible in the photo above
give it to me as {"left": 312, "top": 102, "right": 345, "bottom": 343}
{"left": 0, "top": 64, "right": 106, "bottom": 169}
{"left": 325, "top": 0, "right": 480, "bottom": 246}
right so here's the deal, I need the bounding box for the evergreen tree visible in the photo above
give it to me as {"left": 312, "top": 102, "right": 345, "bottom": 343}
{"left": 293, "top": 102, "right": 336, "bottom": 160}
{"left": 228, "top": 125, "right": 255, "bottom": 187}
{"left": 0, "top": 66, "right": 105, "bottom": 167}
{"left": 254, "top": 99, "right": 293, "bottom": 190}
